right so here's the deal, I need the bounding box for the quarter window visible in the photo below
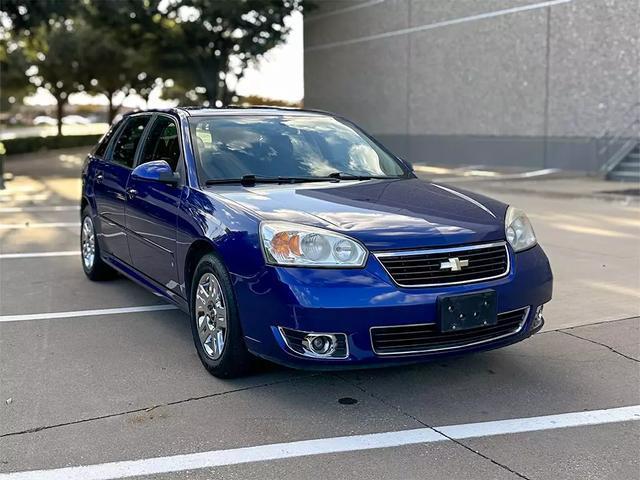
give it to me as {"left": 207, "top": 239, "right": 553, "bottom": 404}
{"left": 93, "top": 121, "right": 121, "bottom": 158}
{"left": 110, "top": 116, "right": 150, "bottom": 168}
{"left": 139, "top": 116, "right": 181, "bottom": 171}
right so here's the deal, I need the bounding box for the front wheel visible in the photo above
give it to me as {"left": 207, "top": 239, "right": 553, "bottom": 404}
{"left": 81, "top": 208, "right": 115, "bottom": 280}
{"left": 190, "top": 254, "right": 253, "bottom": 378}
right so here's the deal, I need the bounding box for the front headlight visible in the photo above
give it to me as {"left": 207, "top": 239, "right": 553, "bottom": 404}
{"left": 260, "top": 221, "right": 368, "bottom": 267}
{"left": 504, "top": 206, "right": 537, "bottom": 252}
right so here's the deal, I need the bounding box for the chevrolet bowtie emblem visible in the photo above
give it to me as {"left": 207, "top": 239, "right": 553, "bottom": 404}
{"left": 440, "top": 257, "right": 469, "bottom": 271}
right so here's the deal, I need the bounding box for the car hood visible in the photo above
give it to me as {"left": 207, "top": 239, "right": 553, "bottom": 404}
{"left": 206, "top": 178, "right": 508, "bottom": 250}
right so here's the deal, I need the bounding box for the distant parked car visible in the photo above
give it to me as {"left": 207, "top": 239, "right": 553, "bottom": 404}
{"left": 32, "top": 115, "right": 57, "bottom": 126}
{"left": 62, "top": 115, "right": 91, "bottom": 125}
{"left": 81, "top": 108, "right": 553, "bottom": 378}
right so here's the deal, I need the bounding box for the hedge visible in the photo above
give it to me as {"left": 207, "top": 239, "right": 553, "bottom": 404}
{"left": 0, "top": 134, "right": 103, "bottom": 156}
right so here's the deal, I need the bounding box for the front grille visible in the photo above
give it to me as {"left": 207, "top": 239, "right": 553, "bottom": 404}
{"left": 375, "top": 242, "right": 509, "bottom": 287}
{"left": 371, "top": 307, "right": 528, "bottom": 355}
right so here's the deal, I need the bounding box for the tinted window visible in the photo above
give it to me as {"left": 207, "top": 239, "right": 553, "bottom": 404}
{"left": 110, "top": 116, "right": 150, "bottom": 168}
{"left": 93, "top": 121, "right": 122, "bottom": 158}
{"left": 140, "top": 116, "right": 180, "bottom": 171}
{"left": 189, "top": 115, "right": 406, "bottom": 181}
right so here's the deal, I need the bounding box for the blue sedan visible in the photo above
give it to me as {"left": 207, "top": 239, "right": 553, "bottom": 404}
{"left": 81, "top": 107, "right": 552, "bottom": 377}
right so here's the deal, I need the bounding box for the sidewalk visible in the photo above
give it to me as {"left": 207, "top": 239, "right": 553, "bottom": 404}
{"left": 414, "top": 165, "right": 640, "bottom": 204}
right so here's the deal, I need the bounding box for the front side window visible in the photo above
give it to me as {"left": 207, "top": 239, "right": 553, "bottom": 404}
{"left": 110, "top": 115, "right": 150, "bottom": 168}
{"left": 139, "top": 116, "right": 180, "bottom": 171}
{"left": 189, "top": 115, "right": 407, "bottom": 182}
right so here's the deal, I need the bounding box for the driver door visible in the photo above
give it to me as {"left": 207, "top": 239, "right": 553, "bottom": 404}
{"left": 125, "top": 114, "right": 184, "bottom": 293}
{"left": 93, "top": 114, "right": 150, "bottom": 265}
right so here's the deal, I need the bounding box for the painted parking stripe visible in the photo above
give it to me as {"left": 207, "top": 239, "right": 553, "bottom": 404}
{"left": 1, "top": 405, "right": 638, "bottom": 480}
{"left": 0, "top": 251, "right": 80, "bottom": 259}
{"left": 0, "top": 305, "right": 178, "bottom": 323}
{"left": 0, "top": 222, "right": 80, "bottom": 230}
{"left": 0, "top": 205, "right": 80, "bottom": 213}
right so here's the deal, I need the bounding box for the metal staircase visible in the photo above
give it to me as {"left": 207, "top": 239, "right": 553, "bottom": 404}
{"left": 598, "top": 103, "right": 640, "bottom": 183}
{"left": 606, "top": 143, "right": 639, "bottom": 182}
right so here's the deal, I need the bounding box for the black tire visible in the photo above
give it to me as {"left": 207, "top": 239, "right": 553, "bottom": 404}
{"left": 190, "top": 253, "right": 253, "bottom": 378}
{"left": 81, "top": 207, "right": 116, "bottom": 281}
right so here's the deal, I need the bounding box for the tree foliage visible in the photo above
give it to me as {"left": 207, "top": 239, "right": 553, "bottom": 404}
{"left": 0, "top": 0, "right": 309, "bottom": 131}
{"left": 0, "top": 40, "right": 35, "bottom": 111}
{"left": 156, "top": 0, "right": 304, "bottom": 105}
{"left": 31, "top": 23, "right": 86, "bottom": 134}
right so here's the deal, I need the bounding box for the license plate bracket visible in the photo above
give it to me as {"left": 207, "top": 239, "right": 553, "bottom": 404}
{"left": 438, "top": 290, "right": 497, "bottom": 332}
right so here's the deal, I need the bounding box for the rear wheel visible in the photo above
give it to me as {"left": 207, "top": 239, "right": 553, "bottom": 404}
{"left": 81, "top": 207, "right": 115, "bottom": 280}
{"left": 190, "top": 254, "right": 253, "bottom": 378}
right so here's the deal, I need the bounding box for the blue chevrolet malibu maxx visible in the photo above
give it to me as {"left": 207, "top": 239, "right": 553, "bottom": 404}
{"left": 81, "top": 107, "right": 552, "bottom": 377}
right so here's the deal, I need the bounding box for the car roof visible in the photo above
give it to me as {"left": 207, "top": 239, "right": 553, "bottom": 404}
{"left": 179, "top": 106, "right": 331, "bottom": 117}
{"left": 126, "top": 106, "right": 333, "bottom": 118}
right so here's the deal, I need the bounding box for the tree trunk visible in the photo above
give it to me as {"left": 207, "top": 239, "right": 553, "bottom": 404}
{"left": 55, "top": 96, "right": 66, "bottom": 136}
{"left": 107, "top": 91, "right": 116, "bottom": 125}
{"left": 106, "top": 91, "right": 125, "bottom": 125}
{"left": 205, "top": 82, "right": 218, "bottom": 107}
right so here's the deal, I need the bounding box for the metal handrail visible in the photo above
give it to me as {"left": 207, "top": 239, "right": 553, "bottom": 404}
{"left": 597, "top": 103, "right": 640, "bottom": 173}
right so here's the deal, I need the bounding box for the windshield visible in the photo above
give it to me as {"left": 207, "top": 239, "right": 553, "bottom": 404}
{"left": 189, "top": 115, "right": 407, "bottom": 183}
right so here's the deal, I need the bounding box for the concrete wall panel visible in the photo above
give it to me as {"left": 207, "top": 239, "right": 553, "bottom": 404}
{"left": 408, "top": 0, "right": 544, "bottom": 27}
{"left": 305, "top": 0, "right": 408, "bottom": 49}
{"left": 305, "top": 35, "right": 409, "bottom": 135}
{"left": 408, "top": 9, "right": 548, "bottom": 137}
{"left": 304, "top": 0, "right": 640, "bottom": 172}
{"left": 547, "top": 0, "right": 640, "bottom": 137}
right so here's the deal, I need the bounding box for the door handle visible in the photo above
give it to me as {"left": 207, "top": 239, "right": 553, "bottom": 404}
{"left": 126, "top": 188, "right": 138, "bottom": 198}
{"left": 96, "top": 173, "right": 104, "bottom": 183}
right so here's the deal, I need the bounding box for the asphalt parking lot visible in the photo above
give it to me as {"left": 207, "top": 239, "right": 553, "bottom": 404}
{"left": 1, "top": 148, "right": 639, "bottom": 479}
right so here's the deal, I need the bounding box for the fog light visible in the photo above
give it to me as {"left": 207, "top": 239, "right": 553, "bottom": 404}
{"left": 303, "top": 334, "right": 337, "bottom": 356}
{"left": 532, "top": 305, "right": 544, "bottom": 329}
{"left": 278, "top": 327, "right": 348, "bottom": 359}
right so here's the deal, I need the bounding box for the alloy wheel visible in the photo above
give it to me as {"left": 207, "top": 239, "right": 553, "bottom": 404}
{"left": 194, "top": 272, "right": 228, "bottom": 360}
{"left": 81, "top": 216, "right": 96, "bottom": 270}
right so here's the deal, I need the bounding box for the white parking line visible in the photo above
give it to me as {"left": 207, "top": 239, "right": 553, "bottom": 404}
{"left": 0, "top": 205, "right": 80, "bottom": 213}
{"left": 0, "top": 222, "right": 80, "bottom": 229}
{"left": 2, "top": 405, "right": 638, "bottom": 480}
{"left": 0, "top": 305, "right": 178, "bottom": 323}
{"left": 0, "top": 251, "right": 80, "bottom": 259}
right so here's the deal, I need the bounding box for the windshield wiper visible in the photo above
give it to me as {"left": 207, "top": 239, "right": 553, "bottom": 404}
{"left": 205, "top": 173, "right": 405, "bottom": 186}
{"left": 327, "top": 172, "right": 403, "bottom": 181}
{"left": 205, "top": 174, "right": 339, "bottom": 186}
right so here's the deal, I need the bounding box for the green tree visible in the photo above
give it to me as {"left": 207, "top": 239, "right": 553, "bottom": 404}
{"left": 156, "top": 0, "right": 306, "bottom": 106}
{"left": 80, "top": 0, "right": 164, "bottom": 120}
{"left": 1, "top": 0, "right": 312, "bottom": 128}
{"left": 26, "top": 23, "right": 84, "bottom": 135}
{"left": 0, "top": 40, "right": 36, "bottom": 111}
{"left": 76, "top": 25, "right": 139, "bottom": 123}
{"left": 1, "top": 0, "right": 82, "bottom": 129}
{"left": 0, "top": 0, "right": 80, "bottom": 34}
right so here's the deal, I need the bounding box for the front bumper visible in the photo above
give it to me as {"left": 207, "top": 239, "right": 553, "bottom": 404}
{"left": 233, "top": 244, "right": 553, "bottom": 369}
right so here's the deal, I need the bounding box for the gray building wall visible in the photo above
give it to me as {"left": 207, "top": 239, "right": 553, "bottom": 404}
{"left": 304, "top": 0, "right": 640, "bottom": 172}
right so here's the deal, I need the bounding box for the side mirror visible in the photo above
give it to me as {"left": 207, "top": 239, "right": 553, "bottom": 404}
{"left": 132, "top": 160, "right": 180, "bottom": 185}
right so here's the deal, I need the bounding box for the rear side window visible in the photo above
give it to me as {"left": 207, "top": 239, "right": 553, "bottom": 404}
{"left": 110, "top": 116, "right": 150, "bottom": 168}
{"left": 93, "top": 121, "right": 122, "bottom": 158}
{"left": 139, "top": 116, "right": 181, "bottom": 171}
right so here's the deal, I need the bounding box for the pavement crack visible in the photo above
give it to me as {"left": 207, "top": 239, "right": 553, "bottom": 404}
{"left": 559, "top": 330, "right": 639, "bottom": 363}
{"left": 538, "top": 315, "right": 640, "bottom": 334}
{"left": 0, "top": 374, "right": 318, "bottom": 439}
{"left": 333, "top": 373, "right": 532, "bottom": 480}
